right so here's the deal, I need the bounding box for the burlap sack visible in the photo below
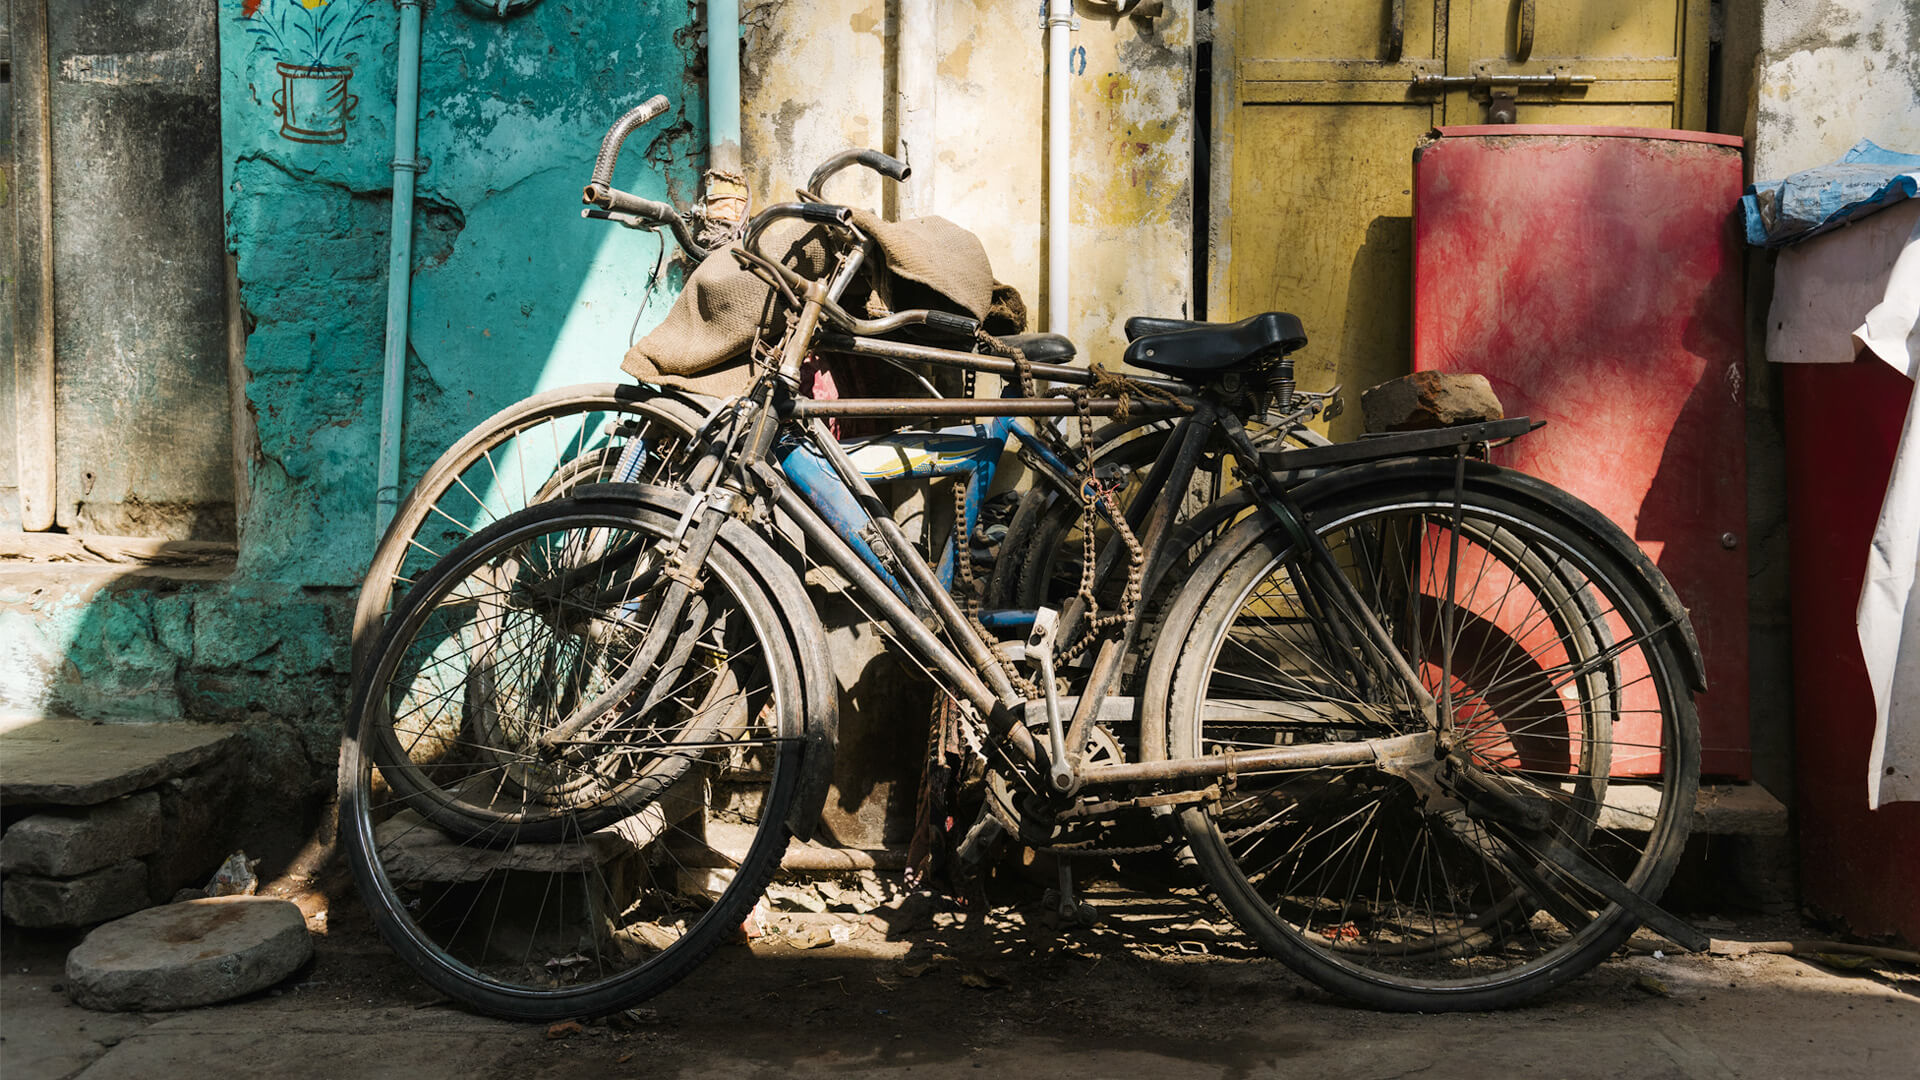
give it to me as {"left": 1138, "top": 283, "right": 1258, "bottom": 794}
{"left": 621, "top": 210, "right": 998, "bottom": 391}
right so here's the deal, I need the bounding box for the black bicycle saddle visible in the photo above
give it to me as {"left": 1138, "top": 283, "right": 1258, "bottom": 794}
{"left": 1120, "top": 312, "right": 1308, "bottom": 378}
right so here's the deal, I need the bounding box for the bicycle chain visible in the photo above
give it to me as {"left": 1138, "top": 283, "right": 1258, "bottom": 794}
{"left": 951, "top": 331, "right": 1205, "bottom": 856}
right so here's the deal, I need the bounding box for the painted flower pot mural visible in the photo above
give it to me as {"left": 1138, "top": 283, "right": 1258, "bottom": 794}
{"left": 273, "top": 62, "right": 358, "bottom": 143}
{"left": 242, "top": 0, "right": 377, "bottom": 145}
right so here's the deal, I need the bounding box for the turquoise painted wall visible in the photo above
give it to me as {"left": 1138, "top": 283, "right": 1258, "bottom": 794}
{"left": 221, "top": 0, "right": 702, "bottom": 584}
{"left": 0, "top": 2, "right": 702, "bottom": 768}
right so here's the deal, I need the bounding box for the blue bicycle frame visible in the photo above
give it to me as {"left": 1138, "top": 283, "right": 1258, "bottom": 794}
{"left": 776, "top": 414, "right": 1084, "bottom": 632}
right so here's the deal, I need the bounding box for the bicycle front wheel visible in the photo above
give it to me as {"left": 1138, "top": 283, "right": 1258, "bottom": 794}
{"left": 1161, "top": 460, "right": 1699, "bottom": 1011}
{"left": 354, "top": 383, "right": 706, "bottom": 671}
{"left": 342, "top": 496, "right": 801, "bottom": 1020}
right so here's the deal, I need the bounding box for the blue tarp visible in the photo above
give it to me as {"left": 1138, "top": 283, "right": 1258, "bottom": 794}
{"left": 1742, "top": 140, "right": 1920, "bottom": 248}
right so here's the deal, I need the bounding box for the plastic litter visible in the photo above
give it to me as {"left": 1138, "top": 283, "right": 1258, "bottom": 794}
{"left": 205, "top": 852, "right": 260, "bottom": 898}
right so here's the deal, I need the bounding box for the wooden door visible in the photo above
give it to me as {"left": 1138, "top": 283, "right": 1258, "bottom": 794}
{"left": 1210, "top": 2, "right": 1444, "bottom": 441}
{"left": 6, "top": 0, "right": 234, "bottom": 539}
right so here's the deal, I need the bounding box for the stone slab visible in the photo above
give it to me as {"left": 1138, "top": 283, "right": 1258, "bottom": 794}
{"left": 0, "top": 716, "right": 237, "bottom": 807}
{"left": 64, "top": 897, "right": 312, "bottom": 1012}
{"left": 3, "top": 860, "right": 149, "bottom": 927}
{"left": 1, "top": 792, "right": 162, "bottom": 876}
{"left": 0, "top": 972, "right": 149, "bottom": 1080}
{"left": 45, "top": 1005, "right": 515, "bottom": 1080}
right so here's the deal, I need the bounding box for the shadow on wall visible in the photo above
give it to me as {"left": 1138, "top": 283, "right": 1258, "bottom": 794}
{"left": 12, "top": 0, "right": 705, "bottom": 894}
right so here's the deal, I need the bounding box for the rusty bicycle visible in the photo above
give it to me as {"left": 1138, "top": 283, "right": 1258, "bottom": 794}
{"left": 337, "top": 101, "right": 1705, "bottom": 1022}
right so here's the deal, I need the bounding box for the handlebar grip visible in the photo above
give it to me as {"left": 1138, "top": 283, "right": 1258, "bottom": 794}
{"left": 581, "top": 182, "right": 711, "bottom": 260}
{"left": 924, "top": 310, "right": 980, "bottom": 339}
{"left": 590, "top": 94, "right": 672, "bottom": 188}
{"left": 798, "top": 203, "right": 856, "bottom": 226}
{"left": 583, "top": 183, "right": 674, "bottom": 221}
{"left": 805, "top": 148, "right": 912, "bottom": 196}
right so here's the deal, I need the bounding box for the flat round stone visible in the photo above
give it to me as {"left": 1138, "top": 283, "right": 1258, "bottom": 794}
{"left": 65, "top": 896, "right": 312, "bottom": 1012}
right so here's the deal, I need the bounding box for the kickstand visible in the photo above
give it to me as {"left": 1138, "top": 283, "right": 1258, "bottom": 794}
{"left": 1044, "top": 857, "right": 1098, "bottom": 927}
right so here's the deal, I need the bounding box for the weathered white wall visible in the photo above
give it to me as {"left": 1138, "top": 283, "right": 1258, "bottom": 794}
{"left": 739, "top": 0, "right": 1194, "bottom": 366}
{"left": 1751, "top": 0, "right": 1920, "bottom": 177}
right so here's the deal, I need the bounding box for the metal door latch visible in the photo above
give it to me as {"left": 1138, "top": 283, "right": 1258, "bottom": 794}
{"left": 1409, "top": 68, "right": 1594, "bottom": 92}
{"left": 1409, "top": 66, "right": 1593, "bottom": 124}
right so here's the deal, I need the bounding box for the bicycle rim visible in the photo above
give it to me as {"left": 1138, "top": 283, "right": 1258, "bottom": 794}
{"left": 354, "top": 386, "right": 703, "bottom": 671}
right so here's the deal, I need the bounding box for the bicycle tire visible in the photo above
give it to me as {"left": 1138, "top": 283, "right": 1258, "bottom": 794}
{"left": 1157, "top": 459, "right": 1699, "bottom": 1011}
{"left": 341, "top": 496, "right": 800, "bottom": 1021}
{"left": 353, "top": 383, "right": 706, "bottom": 672}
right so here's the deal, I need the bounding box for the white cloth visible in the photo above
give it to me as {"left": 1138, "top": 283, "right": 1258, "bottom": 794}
{"left": 1855, "top": 205, "right": 1920, "bottom": 808}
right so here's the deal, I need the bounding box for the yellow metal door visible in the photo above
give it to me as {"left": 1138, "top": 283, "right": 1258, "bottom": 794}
{"left": 1211, "top": 1, "right": 1708, "bottom": 439}
{"left": 1439, "top": 0, "right": 1707, "bottom": 128}
{"left": 1211, "top": 2, "right": 1444, "bottom": 440}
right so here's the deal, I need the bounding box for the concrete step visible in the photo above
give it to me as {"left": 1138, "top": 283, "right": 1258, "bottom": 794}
{"left": 0, "top": 714, "right": 237, "bottom": 808}
{"left": 1, "top": 715, "right": 246, "bottom": 928}
{"left": 1600, "top": 782, "right": 1788, "bottom": 836}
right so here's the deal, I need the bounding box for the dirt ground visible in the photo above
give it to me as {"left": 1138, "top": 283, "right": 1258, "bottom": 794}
{"left": 5, "top": 867, "right": 1916, "bottom": 1080}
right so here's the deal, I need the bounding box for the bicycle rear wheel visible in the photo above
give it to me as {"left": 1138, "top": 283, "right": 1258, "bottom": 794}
{"left": 342, "top": 496, "right": 800, "bottom": 1020}
{"left": 1160, "top": 460, "right": 1699, "bottom": 1011}
{"left": 354, "top": 383, "right": 705, "bottom": 671}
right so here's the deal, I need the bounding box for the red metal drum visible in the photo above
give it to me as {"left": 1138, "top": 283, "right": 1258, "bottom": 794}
{"left": 1413, "top": 126, "right": 1750, "bottom": 778}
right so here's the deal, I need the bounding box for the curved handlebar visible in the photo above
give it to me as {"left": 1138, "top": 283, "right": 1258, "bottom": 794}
{"left": 581, "top": 93, "right": 712, "bottom": 258}
{"left": 590, "top": 94, "right": 671, "bottom": 188}
{"left": 805, "top": 149, "right": 911, "bottom": 197}
{"left": 741, "top": 202, "right": 855, "bottom": 268}
{"left": 583, "top": 182, "right": 710, "bottom": 260}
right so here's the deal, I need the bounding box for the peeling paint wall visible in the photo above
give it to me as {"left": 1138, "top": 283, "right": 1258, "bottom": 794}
{"left": 221, "top": 0, "right": 702, "bottom": 585}
{"left": 741, "top": 1, "right": 1194, "bottom": 365}
{"left": 1750, "top": 0, "right": 1920, "bottom": 177}
{"left": 3, "top": 4, "right": 702, "bottom": 776}
{"left": 200, "top": 0, "right": 697, "bottom": 729}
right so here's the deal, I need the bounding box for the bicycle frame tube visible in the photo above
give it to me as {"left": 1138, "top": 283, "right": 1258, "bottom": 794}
{"left": 777, "top": 427, "right": 999, "bottom": 598}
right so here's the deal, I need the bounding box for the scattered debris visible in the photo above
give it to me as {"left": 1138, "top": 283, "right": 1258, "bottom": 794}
{"left": 1813, "top": 952, "right": 1872, "bottom": 970}
{"left": 546, "top": 1020, "right": 585, "bottom": 1040}
{"left": 1634, "top": 975, "right": 1671, "bottom": 997}
{"left": 957, "top": 969, "right": 1011, "bottom": 991}
{"left": 741, "top": 900, "right": 769, "bottom": 939}
{"left": 205, "top": 852, "right": 260, "bottom": 898}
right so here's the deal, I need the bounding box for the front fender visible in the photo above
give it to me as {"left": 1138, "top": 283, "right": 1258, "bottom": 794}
{"left": 575, "top": 483, "right": 838, "bottom": 842}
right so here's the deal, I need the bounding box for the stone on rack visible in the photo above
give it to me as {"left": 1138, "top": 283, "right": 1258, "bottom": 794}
{"left": 1361, "top": 372, "right": 1505, "bottom": 433}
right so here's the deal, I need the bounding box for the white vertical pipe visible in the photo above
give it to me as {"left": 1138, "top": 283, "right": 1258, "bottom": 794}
{"left": 897, "top": 0, "right": 937, "bottom": 217}
{"left": 707, "top": 0, "right": 742, "bottom": 175}
{"left": 1046, "top": 0, "right": 1073, "bottom": 335}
